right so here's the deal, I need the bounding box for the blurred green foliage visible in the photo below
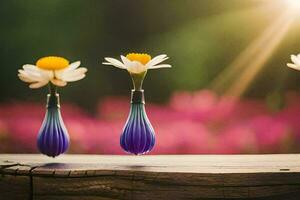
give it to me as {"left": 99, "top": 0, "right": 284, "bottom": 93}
{"left": 1, "top": 0, "right": 300, "bottom": 111}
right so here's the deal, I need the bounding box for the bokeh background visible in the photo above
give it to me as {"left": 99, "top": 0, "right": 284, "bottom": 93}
{"left": 1, "top": 0, "right": 300, "bottom": 154}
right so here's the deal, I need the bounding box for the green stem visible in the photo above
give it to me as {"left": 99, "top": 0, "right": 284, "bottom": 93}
{"left": 48, "top": 83, "right": 57, "bottom": 96}
{"left": 130, "top": 71, "right": 147, "bottom": 91}
{"left": 47, "top": 83, "right": 60, "bottom": 108}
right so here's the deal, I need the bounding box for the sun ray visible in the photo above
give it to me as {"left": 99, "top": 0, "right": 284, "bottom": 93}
{"left": 210, "top": 5, "right": 296, "bottom": 98}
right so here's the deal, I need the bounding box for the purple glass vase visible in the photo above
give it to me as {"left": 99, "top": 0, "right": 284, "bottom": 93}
{"left": 120, "top": 90, "right": 155, "bottom": 155}
{"left": 37, "top": 88, "right": 69, "bottom": 157}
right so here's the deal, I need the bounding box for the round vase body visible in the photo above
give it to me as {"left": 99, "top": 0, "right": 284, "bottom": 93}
{"left": 120, "top": 90, "right": 155, "bottom": 155}
{"left": 37, "top": 93, "right": 69, "bottom": 157}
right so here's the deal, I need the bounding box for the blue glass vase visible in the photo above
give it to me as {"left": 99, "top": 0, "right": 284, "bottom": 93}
{"left": 120, "top": 90, "right": 155, "bottom": 155}
{"left": 37, "top": 89, "right": 69, "bottom": 157}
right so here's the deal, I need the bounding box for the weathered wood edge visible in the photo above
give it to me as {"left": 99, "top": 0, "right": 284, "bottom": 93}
{"left": 1, "top": 155, "right": 300, "bottom": 187}
{"left": 1, "top": 154, "right": 300, "bottom": 199}
{"left": 1, "top": 155, "right": 300, "bottom": 175}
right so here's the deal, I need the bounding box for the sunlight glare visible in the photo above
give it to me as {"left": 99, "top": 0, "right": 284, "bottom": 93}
{"left": 211, "top": 8, "right": 295, "bottom": 97}
{"left": 286, "top": 0, "right": 300, "bottom": 8}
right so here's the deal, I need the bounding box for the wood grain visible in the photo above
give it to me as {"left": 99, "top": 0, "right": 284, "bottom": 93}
{"left": 0, "top": 154, "right": 300, "bottom": 199}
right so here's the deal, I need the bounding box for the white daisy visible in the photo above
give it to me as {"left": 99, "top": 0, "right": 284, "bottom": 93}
{"left": 103, "top": 53, "right": 171, "bottom": 74}
{"left": 18, "top": 56, "right": 88, "bottom": 89}
{"left": 287, "top": 54, "right": 300, "bottom": 71}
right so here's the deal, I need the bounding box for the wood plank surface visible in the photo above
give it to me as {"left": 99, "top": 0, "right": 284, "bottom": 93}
{"left": 0, "top": 154, "right": 300, "bottom": 199}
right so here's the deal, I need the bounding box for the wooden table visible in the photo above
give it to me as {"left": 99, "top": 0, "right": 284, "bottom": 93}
{"left": 0, "top": 154, "right": 300, "bottom": 200}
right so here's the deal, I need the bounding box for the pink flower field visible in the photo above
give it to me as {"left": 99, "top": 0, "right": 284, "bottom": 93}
{"left": 1, "top": 89, "right": 300, "bottom": 154}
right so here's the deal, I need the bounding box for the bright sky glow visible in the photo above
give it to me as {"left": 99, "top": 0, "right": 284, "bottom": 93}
{"left": 286, "top": 0, "right": 300, "bottom": 9}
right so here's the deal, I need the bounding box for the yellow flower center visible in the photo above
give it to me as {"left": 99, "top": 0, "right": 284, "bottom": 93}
{"left": 126, "top": 53, "right": 151, "bottom": 65}
{"left": 36, "top": 56, "right": 70, "bottom": 70}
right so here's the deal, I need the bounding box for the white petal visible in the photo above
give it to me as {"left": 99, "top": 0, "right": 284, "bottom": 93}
{"left": 68, "top": 61, "right": 81, "bottom": 70}
{"left": 291, "top": 55, "right": 300, "bottom": 66}
{"left": 59, "top": 67, "right": 87, "bottom": 82}
{"left": 148, "top": 64, "right": 172, "bottom": 69}
{"left": 18, "top": 74, "right": 36, "bottom": 83}
{"left": 39, "top": 69, "right": 54, "bottom": 79}
{"left": 63, "top": 74, "right": 86, "bottom": 82}
{"left": 19, "top": 69, "right": 46, "bottom": 82}
{"left": 103, "top": 57, "right": 126, "bottom": 69}
{"left": 127, "top": 61, "right": 147, "bottom": 74}
{"left": 23, "top": 64, "right": 53, "bottom": 81}
{"left": 23, "top": 64, "right": 39, "bottom": 72}
{"left": 51, "top": 79, "right": 67, "bottom": 87}
{"left": 55, "top": 61, "right": 81, "bottom": 79}
{"left": 29, "top": 81, "right": 49, "bottom": 89}
{"left": 18, "top": 69, "right": 30, "bottom": 77}
{"left": 146, "top": 54, "right": 168, "bottom": 68}
{"left": 287, "top": 63, "right": 300, "bottom": 70}
{"left": 23, "top": 65, "right": 45, "bottom": 77}
{"left": 121, "top": 55, "right": 131, "bottom": 67}
{"left": 19, "top": 64, "right": 51, "bottom": 88}
{"left": 55, "top": 69, "right": 65, "bottom": 80}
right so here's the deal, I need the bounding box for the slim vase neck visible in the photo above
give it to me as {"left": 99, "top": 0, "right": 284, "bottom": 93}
{"left": 47, "top": 84, "right": 60, "bottom": 109}
{"left": 131, "top": 90, "right": 145, "bottom": 104}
